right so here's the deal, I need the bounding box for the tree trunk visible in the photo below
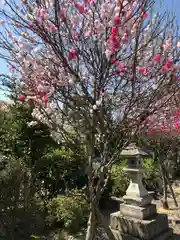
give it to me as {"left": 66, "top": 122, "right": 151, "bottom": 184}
{"left": 165, "top": 169, "right": 178, "bottom": 207}
{"left": 85, "top": 209, "right": 96, "bottom": 240}
{"left": 96, "top": 207, "right": 116, "bottom": 240}
{"left": 163, "top": 173, "right": 168, "bottom": 204}
{"left": 160, "top": 163, "right": 168, "bottom": 209}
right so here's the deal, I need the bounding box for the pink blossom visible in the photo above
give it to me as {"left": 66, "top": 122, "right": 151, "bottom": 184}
{"left": 60, "top": 8, "right": 66, "bottom": 22}
{"left": 121, "top": 63, "right": 125, "bottom": 69}
{"left": 74, "top": 32, "right": 79, "bottom": 40}
{"left": 39, "top": 8, "right": 48, "bottom": 20}
{"left": 114, "top": 6, "right": 120, "bottom": 15}
{"left": 68, "top": 48, "right": 77, "bottom": 61}
{"left": 162, "top": 65, "right": 167, "bottom": 73}
{"left": 172, "top": 67, "right": 177, "bottom": 73}
{"left": 111, "top": 58, "right": 116, "bottom": 64}
{"left": 112, "top": 40, "right": 120, "bottom": 50}
{"left": 29, "top": 23, "right": 34, "bottom": 28}
{"left": 142, "top": 12, "right": 148, "bottom": 20}
{"left": 163, "top": 38, "right": 172, "bottom": 51}
{"left": 132, "top": 1, "right": 138, "bottom": 7}
{"left": 115, "top": 63, "right": 126, "bottom": 74}
{"left": 19, "top": 95, "right": 25, "bottom": 101}
{"left": 114, "top": 61, "right": 121, "bottom": 67}
{"left": 111, "top": 34, "right": 120, "bottom": 47}
{"left": 43, "top": 13, "right": 49, "bottom": 21}
{"left": 84, "top": 30, "right": 91, "bottom": 38}
{"left": 121, "top": 67, "right": 126, "bottom": 73}
{"left": 116, "top": 69, "right": 121, "bottom": 74}
{"left": 105, "top": 49, "right": 112, "bottom": 59}
{"left": 120, "top": 64, "right": 126, "bottom": 73}
{"left": 110, "top": 34, "right": 117, "bottom": 41}
{"left": 9, "top": 65, "right": 15, "bottom": 71}
{"left": 74, "top": 2, "right": 86, "bottom": 14}
{"left": 122, "top": 33, "right": 128, "bottom": 42}
{"left": 143, "top": 69, "right": 149, "bottom": 76}
{"left": 139, "top": 67, "right": 148, "bottom": 76}
{"left": 72, "top": 23, "right": 76, "bottom": 29}
{"left": 153, "top": 55, "right": 161, "bottom": 62}
{"left": 49, "top": 25, "right": 58, "bottom": 32}
{"left": 166, "top": 60, "right": 173, "bottom": 68}
{"left": 44, "top": 96, "right": 48, "bottom": 104}
{"left": 114, "top": 16, "right": 121, "bottom": 25}
{"left": 138, "top": 67, "right": 145, "bottom": 73}
{"left": 174, "top": 113, "right": 179, "bottom": 129}
{"left": 111, "top": 26, "right": 118, "bottom": 35}
{"left": 62, "top": 59, "right": 68, "bottom": 67}
{"left": 36, "top": 8, "right": 40, "bottom": 17}
{"left": 38, "top": 92, "right": 46, "bottom": 98}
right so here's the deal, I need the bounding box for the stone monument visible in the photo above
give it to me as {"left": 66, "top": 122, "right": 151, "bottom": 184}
{"left": 110, "top": 143, "right": 173, "bottom": 240}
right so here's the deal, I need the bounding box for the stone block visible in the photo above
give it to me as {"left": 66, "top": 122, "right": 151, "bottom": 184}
{"left": 123, "top": 194, "right": 152, "bottom": 207}
{"left": 110, "top": 212, "right": 172, "bottom": 239}
{"left": 111, "top": 228, "right": 173, "bottom": 240}
{"left": 120, "top": 203, "right": 157, "bottom": 220}
{"left": 112, "top": 229, "right": 139, "bottom": 240}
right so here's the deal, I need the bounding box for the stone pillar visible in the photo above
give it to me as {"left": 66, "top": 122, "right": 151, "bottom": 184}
{"left": 109, "top": 143, "right": 173, "bottom": 240}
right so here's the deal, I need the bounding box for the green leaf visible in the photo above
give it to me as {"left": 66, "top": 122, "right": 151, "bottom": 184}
{"left": 30, "top": 235, "right": 41, "bottom": 239}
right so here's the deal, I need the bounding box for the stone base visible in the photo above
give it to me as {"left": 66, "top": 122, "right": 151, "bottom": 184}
{"left": 110, "top": 212, "right": 173, "bottom": 240}
{"left": 112, "top": 228, "right": 173, "bottom": 240}
{"left": 120, "top": 203, "right": 157, "bottom": 220}
{"left": 123, "top": 194, "right": 152, "bottom": 207}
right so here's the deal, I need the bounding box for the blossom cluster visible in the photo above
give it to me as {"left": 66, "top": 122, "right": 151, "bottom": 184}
{"left": 0, "top": 0, "right": 179, "bottom": 135}
{"left": 0, "top": 1, "right": 176, "bottom": 100}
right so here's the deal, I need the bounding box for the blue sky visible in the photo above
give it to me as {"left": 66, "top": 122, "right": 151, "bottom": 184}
{"left": 0, "top": 0, "right": 180, "bottom": 100}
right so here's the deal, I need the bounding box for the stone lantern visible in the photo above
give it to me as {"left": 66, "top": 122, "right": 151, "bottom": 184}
{"left": 120, "top": 143, "right": 153, "bottom": 214}
{"left": 110, "top": 143, "right": 173, "bottom": 240}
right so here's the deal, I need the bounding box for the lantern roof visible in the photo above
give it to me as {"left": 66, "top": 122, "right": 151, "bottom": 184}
{"left": 120, "top": 143, "right": 149, "bottom": 157}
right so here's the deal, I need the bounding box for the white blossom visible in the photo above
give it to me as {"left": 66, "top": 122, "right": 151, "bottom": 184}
{"left": 93, "top": 104, "right": 98, "bottom": 110}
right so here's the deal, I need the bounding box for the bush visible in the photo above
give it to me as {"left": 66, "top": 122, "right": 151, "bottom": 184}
{"left": 40, "top": 148, "right": 87, "bottom": 198}
{"left": 142, "top": 158, "right": 162, "bottom": 195}
{"left": 111, "top": 160, "right": 129, "bottom": 197}
{"left": 110, "top": 158, "right": 162, "bottom": 198}
{"left": 46, "top": 189, "right": 89, "bottom": 232}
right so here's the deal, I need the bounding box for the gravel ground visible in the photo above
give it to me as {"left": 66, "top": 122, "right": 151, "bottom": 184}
{"left": 152, "top": 182, "right": 180, "bottom": 237}
{"left": 46, "top": 228, "right": 108, "bottom": 240}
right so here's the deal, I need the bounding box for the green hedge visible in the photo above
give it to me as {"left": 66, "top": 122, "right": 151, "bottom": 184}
{"left": 46, "top": 189, "right": 89, "bottom": 233}
{"left": 110, "top": 158, "right": 161, "bottom": 197}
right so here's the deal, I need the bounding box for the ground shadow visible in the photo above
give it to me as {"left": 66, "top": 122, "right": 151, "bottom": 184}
{"left": 175, "top": 234, "right": 180, "bottom": 240}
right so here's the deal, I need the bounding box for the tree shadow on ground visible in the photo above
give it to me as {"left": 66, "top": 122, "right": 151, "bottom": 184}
{"left": 175, "top": 234, "right": 180, "bottom": 240}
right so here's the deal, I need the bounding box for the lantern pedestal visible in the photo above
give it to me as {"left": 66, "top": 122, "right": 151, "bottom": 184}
{"left": 110, "top": 212, "right": 173, "bottom": 240}
{"left": 109, "top": 143, "right": 173, "bottom": 240}
{"left": 122, "top": 168, "right": 152, "bottom": 207}
{"left": 120, "top": 203, "right": 157, "bottom": 220}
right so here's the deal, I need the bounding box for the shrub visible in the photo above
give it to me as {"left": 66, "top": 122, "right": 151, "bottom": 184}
{"left": 40, "top": 148, "right": 87, "bottom": 198}
{"left": 110, "top": 158, "right": 162, "bottom": 198}
{"left": 46, "top": 189, "right": 89, "bottom": 232}
{"left": 110, "top": 160, "right": 129, "bottom": 197}
{"left": 142, "top": 158, "right": 162, "bottom": 195}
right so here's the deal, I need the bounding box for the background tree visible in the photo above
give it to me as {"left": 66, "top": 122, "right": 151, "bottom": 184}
{"left": 137, "top": 97, "right": 180, "bottom": 209}
{"left": 0, "top": 100, "right": 88, "bottom": 239}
